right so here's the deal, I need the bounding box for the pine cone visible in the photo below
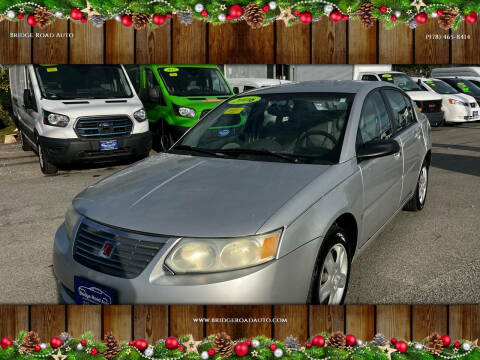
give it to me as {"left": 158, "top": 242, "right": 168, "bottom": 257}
{"left": 372, "top": 333, "right": 387, "bottom": 347}
{"left": 426, "top": 333, "right": 443, "bottom": 354}
{"left": 91, "top": 14, "right": 106, "bottom": 28}
{"left": 20, "top": 331, "right": 41, "bottom": 352}
{"left": 244, "top": 4, "right": 265, "bottom": 29}
{"left": 103, "top": 332, "right": 121, "bottom": 359}
{"left": 212, "top": 332, "right": 234, "bottom": 357}
{"left": 132, "top": 13, "right": 150, "bottom": 30}
{"left": 407, "top": 18, "right": 418, "bottom": 29}
{"left": 327, "top": 331, "right": 346, "bottom": 348}
{"left": 178, "top": 11, "right": 194, "bottom": 25}
{"left": 34, "top": 7, "right": 52, "bottom": 28}
{"left": 357, "top": 3, "right": 376, "bottom": 28}
{"left": 438, "top": 9, "right": 457, "bottom": 30}
{"left": 285, "top": 336, "right": 299, "bottom": 349}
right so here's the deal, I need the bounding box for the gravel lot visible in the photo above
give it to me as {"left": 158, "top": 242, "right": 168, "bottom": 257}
{"left": 0, "top": 123, "right": 479, "bottom": 303}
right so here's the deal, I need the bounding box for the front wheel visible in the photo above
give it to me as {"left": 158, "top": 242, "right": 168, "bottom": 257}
{"left": 310, "top": 225, "right": 352, "bottom": 304}
{"left": 20, "top": 131, "right": 32, "bottom": 151}
{"left": 38, "top": 141, "right": 58, "bottom": 175}
{"left": 404, "top": 162, "right": 428, "bottom": 211}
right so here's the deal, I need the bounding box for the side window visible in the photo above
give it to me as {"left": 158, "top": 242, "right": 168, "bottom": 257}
{"left": 25, "top": 68, "right": 38, "bottom": 112}
{"left": 145, "top": 68, "right": 165, "bottom": 105}
{"left": 362, "top": 75, "right": 378, "bottom": 81}
{"left": 383, "top": 89, "right": 416, "bottom": 132}
{"left": 126, "top": 67, "right": 140, "bottom": 94}
{"left": 357, "top": 91, "right": 392, "bottom": 146}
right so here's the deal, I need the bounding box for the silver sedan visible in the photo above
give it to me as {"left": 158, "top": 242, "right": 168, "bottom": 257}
{"left": 53, "top": 80, "right": 432, "bottom": 304}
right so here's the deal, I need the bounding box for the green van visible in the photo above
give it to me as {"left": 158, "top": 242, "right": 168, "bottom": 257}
{"left": 126, "top": 65, "right": 234, "bottom": 151}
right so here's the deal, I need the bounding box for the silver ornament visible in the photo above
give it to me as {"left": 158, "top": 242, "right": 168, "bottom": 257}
{"left": 7, "top": 10, "right": 16, "bottom": 19}
{"left": 77, "top": 344, "right": 84, "bottom": 351}
{"left": 274, "top": 348, "right": 283, "bottom": 358}
{"left": 114, "top": 14, "right": 122, "bottom": 22}
{"left": 201, "top": 351, "right": 209, "bottom": 360}
{"left": 356, "top": 340, "right": 363, "bottom": 346}
{"left": 194, "top": 3, "right": 204, "bottom": 12}
{"left": 144, "top": 347, "right": 154, "bottom": 358}
{"left": 218, "top": 13, "right": 226, "bottom": 21}
{"left": 54, "top": 11, "right": 63, "bottom": 18}
{"left": 394, "top": 10, "right": 401, "bottom": 17}
{"left": 430, "top": 12, "right": 438, "bottom": 18}
{"left": 324, "top": 4, "right": 333, "bottom": 14}
{"left": 40, "top": 344, "right": 47, "bottom": 350}
{"left": 462, "top": 343, "right": 471, "bottom": 351}
{"left": 414, "top": 343, "right": 423, "bottom": 350}
{"left": 268, "top": 1, "right": 277, "bottom": 10}
{"left": 251, "top": 340, "right": 260, "bottom": 348}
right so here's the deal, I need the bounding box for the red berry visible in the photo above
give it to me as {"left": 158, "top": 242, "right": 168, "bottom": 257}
{"left": 166, "top": 13, "right": 172, "bottom": 18}
{"left": 91, "top": 348, "right": 98, "bottom": 355}
{"left": 178, "top": 345, "right": 184, "bottom": 351}
{"left": 208, "top": 349, "right": 215, "bottom": 356}
{"left": 454, "top": 341, "right": 461, "bottom": 348}
{"left": 380, "top": 6, "right": 387, "bottom": 13}
{"left": 269, "top": 344, "right": 277, "bottom": 351}
{"left": 226, "top": 15, "right": 233, "bottom": 21}
{"left": 81, "top": 340, "right": 88, "bottom": 346}
{"left": 293, "top": 9, "right": 300, "bottom": 16}
{"left": 201, "top": 10, "right": 208, "bottom": 17}
{"left": 81, "top": 17, "right": 87, "bottom": 23}
{"left": 128, "top": 341, "right": 135, "bottom": 346}
{"left": 391, "top": 338, "right": 397, "bottom": 344}
{"left": 263, "top": 5, "right": 270, "bottom": 12}
{"left": 17, "top": 13, "right": 24, "bottom": 19}
{"left": 245, "top": 340, "right": 251, "bottom": 346}
{"left": 306, "top": 342, "right": 312, "bottom": 348}
{"left": 1, "top": 338, "right": 13, "bottom": 348}
{"left": 343, "top": 14, "right": 349, "bottom": 20}
{"left": 391, "top": 15, "right": 397, "bottom": 21}
{"left": 436, "top": 9, "right": 443, "bottom": 16}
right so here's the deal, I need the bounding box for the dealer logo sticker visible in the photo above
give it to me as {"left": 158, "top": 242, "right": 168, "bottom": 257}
{"left": 229, "top": 96, "right": 261, "bottom": 105}
{"left": 100, "top": 241, "right": 115, "bottom": 258}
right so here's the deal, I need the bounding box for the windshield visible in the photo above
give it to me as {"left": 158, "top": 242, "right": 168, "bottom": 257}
{"left": 158, "top": 67, "right": 232, "bottom": 96}
{"left": 423, "top": 79, "right": 458, "bottom": 94}
{"left": 174, "top": 92, "right": 354, "bottom": 164}
{"left": 379, "top": 73, "right": 423, "bottom": 91}
{"left": 442, "top": 78, "right": 480, "bottom": 96}
{"left": 33, "top": 65, "right": 133, "bottom": 100}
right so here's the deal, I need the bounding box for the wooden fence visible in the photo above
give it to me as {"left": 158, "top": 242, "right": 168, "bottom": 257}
{"left": 1, "top": 17, "right": 480, "bottom": 64}
{"left": 1, "top": 305, "right": 480, "bottom": 343}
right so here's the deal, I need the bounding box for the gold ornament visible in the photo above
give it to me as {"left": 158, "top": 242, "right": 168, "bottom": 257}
{"left": 182, "top": 337, "right": 202, "bottom": 354}
{"left": 51, "top": 350, "right": 67, "bottom": 360}
{"left": 410, "top": 0, "right": 426, "bottom": 12}
{"left": 277, "top": 7, "right": 296, "bottom": 26}
{"left": 378, "top": 345, "right": 397, "bottom": 356}
{"left": 81, "top": 0, "right": 100, "bottom": 18}
{"left": 386, "top": 7, "right": 392, "bottom": 14}
{"left": 251, "top": 350, "right": 258, "bottom": 357}
{"left": 346, "top": 6, "right": 352, "bottom": 13}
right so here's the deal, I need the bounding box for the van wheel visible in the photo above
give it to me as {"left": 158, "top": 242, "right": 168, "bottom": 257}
{"left": 404, "top": 161, "right": 428, "bottom": 211}
{"left": 309, "top": 225, "right": 351, "bottom": 304}
{"left": 37, "top": 141, "right": 58, "bottom": 175}
{"left": 20, "top": 131, "right": 32, "bottom": 151}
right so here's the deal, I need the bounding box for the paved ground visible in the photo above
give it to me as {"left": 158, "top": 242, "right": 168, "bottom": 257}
{"left": 0, "top": 123, "right": 479, "bottom": 304}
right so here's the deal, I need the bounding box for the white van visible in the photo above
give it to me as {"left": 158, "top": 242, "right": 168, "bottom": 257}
{"left": 228, "top": 78, "right": 292, "bottom": 94}
{"left": 9, "top": 65, "right": 151, "bottom": 174}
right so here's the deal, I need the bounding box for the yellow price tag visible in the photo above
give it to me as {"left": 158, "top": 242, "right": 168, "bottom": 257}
{"left": 46, "top": 67, "right": 58, "bottom": 72}
{"left": 169, "top": 73, "right": 178, "bottom": 77}
{"left": 224, "top": 107, "right": 244, "bottom": 115}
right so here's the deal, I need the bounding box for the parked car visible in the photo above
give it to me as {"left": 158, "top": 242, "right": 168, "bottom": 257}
{"left": 54, "top": 80, "right": 431, "bottom": 304}
{"left": 431, "top": 67, "right": 480, "bottom": 88}
{"left": 9, "top": 65, "right": 151, "bottom": 175}
{"left": 433, "top": 77, "right": 480, "bottom": 106}
{"left": 125, "top": 65, "right": 234, "bottom": 151}
{"left": 413, "top": 77, "right": 480, "bottom": 124}
{"left": 228, "top": 78, "right": 292, "bottom": 94}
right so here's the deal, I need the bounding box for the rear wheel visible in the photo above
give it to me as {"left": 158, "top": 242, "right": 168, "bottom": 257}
{"left": 37, "top": 140, "right": 58, "bottom": 175}
{"left": 20, "top": 131, "right": 32, "bottom": 151}
{"left": 404, "top": 161, "right": 428, "bottom": 211}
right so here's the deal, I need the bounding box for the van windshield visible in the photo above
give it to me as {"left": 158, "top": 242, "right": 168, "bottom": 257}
{"left": 158, "top": 67, "right": 232, "bottom": 97}
{"left": 33, "top": 65, "right": 133, "bottom": 100}
{"left": 423, "top": 79, "right": 458, "bottom": 94}
{"left": 379, "top": 73, "right": 423, "bottom": 91}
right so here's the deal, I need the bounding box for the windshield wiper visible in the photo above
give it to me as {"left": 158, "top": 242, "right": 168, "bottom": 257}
{"left": 170, "top": 145, "right": 225, "bottom": 158}
{"left": 215, "top": 148, "right": 300, "bottom": 163}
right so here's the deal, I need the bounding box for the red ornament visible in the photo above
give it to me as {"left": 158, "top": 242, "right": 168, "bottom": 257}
{"left": 345, "top": 334, "right": 357, "bottom": 347}
{"left": 135, "top": 339, "right": 149, "bottom": 351}
{"left": 35, "top": 345, "right": 41, "bottom": 352}
{"left": 81, "top": 17, "right": 87, "bottom": 23}
{"left": 235, "top": 342, "right": 249, "bottom": 357}
{"left": 17, "top": 13, "right": 24, "bottom": 19}
{"left": 70, "top": 8, "right": 83, "bottom": 21}
{"left": 269, "top": 344, "right": 277, "bottom": 351}
{"left": 178, "top": 345, "right": 184, "bottom": 352}
{"left": 208, "top": 349, "right": 215, "bottom": 356}
{"left": 121, "top": 14, "right": 133, "bottom": 27}
{"left": 293, "top": 9, "right": 300, "bottom": 16}
{"left": 395, "top": 341, "right": 407, "bottom": 354}
{"left": 166, "top": 13, "right": 172, "bottom": 18}
{"left": 165, "top": 337, "right": 178, "bottom": 350}
{"left": 91, "top": 348, "right": 98, "bottom": 355}
{"left": 299, "top": 11, "right": 312, "bottom": 24}
{"left": 391, "top": 15, "right": 397, "bottom": 21}
{"left": 342, "top": 14, "right": 349, "bottom": 20}
{"left": 379, "top": 6, "right": 387, "bottom": 13}
{"left": 226, "top": 15, "right": 233, "bottom": 21}
{"left": 391, "top": 338, "right": 397, "bottom": 344}
{"left": 306, "top": 343, "right": 312, "bottom": 348}
{"left": 1, "top": 338, "right": 13, "bottom": 348}
{"left": 229, "top": 5, "right": 243, "bottom": 19}
{"left": 465, "top": 12, "right": 478, "bottom": 24}
{"left": 454, "top": 341, "right": 461, "bottom": 348}
{"left": 263, "top": 5, "right": 270, "bottom": 12}
{"left": 329, "top": 10, "right": 343, "bottom": 22}
{"left": 436, "top": 9, "right": 443, "bottom": 16}
{"left": 245, "top": 340, "right": 251, "bottom": 346}
{"left": 81, "top": 340, "right": 88, "bottom": 346}
{"left": 415, "top": 12, "right": 428, "bottom": 24}
{"left": 441, "top": 335, "right": 451, "bottom": 347}
{"left": 50, "top": 337, "right": 63, "bottom": 349}
{"left": 128, "top": 341, "right": 135, "bottom": 346}
{"left": 201, "top": 10, "right": 208, "bottom": 17}
{"left": 311, "top": 336, "right": 325, "bottom": 348}
{"left": 26, "top": 14, "right": 38, "bottom": 26}
{"left": 152, "top": 14, "right": 166, "bottom": 25}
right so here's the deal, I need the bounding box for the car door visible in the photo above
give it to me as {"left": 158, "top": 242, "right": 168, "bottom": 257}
{"left": 357, "top": 90, "right": 403, "bottom": 244}
{"left": 382, "top": 88, "right": 424, "bottom": 204}
{"left": 19, "top": 66, "right": 40, "bottom": 140}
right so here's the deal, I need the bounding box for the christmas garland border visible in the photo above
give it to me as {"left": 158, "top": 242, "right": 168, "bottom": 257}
{"left": 1, "top": 331, "right": 479, "bottom": 360}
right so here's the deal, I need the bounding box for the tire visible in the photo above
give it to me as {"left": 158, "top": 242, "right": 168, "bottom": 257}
{"left": 432, "top": 119, "right": 445, "bottom": 127}
{"left": 37, "top": 140, "right": 58, "bottom": 175}
{"left": 152, "top": 121, "right": 173, "bottom": 152}
{"left": 309, "top": 225, "right": 352, "bottom": 304}
{"left": 403, "top": 161, "right": 428, "bottom": 211}
{"left": 20, "top": 131, "right": 32, "bottom": 151}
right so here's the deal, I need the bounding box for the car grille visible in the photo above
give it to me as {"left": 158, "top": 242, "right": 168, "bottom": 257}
{"left": 416, "top": 100, "right": 442, "bottom": 113}
{"left": 73, "top": 219, "right": 168, "bottom": 279}
{"left": 75, "top": 116, "right": 133, "bottom": 138}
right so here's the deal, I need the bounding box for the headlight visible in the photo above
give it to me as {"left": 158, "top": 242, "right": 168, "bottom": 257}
{"left": 43, "top": 110, "right": 69, "bottom": 127}
{"left": 164, "top": 229, "right": 282, "bottom": 273}
{"left": 134, "top": 108, "right": 147, "bottom": 122}
{"left": 65, "top": 205, "right": 82, "bottom": 240}
{"left": 448, "top": 99, "right": 468, "bottom": 106}
{"left": 174, "top": 105, "right": 196, "bottom": 118}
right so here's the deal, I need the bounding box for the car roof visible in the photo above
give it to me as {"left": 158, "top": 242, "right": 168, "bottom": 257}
{"left": 247, "top": 80, "right": 396, "bottom": 94}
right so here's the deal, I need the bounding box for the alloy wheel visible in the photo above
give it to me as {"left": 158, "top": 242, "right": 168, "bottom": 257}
{"left": 318, "top": 242, "right": 349, "bottom": 304}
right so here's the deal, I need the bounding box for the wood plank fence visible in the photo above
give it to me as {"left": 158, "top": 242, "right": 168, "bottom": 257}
{"left": 1, "top": 18, "right": 480, "bottom": 64}
{"left": 1, "top": 305, "right": 480, "bottom": 343}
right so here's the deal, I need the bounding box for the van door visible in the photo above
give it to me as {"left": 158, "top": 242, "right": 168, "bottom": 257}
{"left": 18, "top": 66, "right": 40, "bottom": 141}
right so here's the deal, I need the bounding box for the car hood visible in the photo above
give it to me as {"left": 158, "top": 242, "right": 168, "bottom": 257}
{"left": 73, "top": 154, "right": 331, "bottom": 238}
{"left": 406, "top": 91, "right": 442, "bottom": 101}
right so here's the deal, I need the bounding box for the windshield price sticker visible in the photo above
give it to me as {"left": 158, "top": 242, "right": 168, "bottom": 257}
{"left": 229, "top": 96, "right": 261, "bottom": 105}
{"left": 381, "top": 74, "right": 392, "bottom": 78}
{"left": 169, "top": 73, "right": 178, "bottom": 77}
{"left": 46, "top": 67, "right": 58, "bottom": 72}
{"left": 164, "top": 67, "right": 179, "bottom": 72}
{"left": 224, "top": 107, "right": 244, "bottom": 115}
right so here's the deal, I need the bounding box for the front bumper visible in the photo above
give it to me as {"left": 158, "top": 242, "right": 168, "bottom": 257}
{"left": 423, "top": 111, "right": 444, "bottom": 126}
{"left": 39, "top": 132, "right": 152, "bottom": 165}
{"left": 53, "top": 224, "right": 320, "bottom": 304}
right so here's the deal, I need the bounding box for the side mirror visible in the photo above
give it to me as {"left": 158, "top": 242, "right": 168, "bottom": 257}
{"left": 23, "top": 89, "right": 32, "bottom": 109}
{"left": 357, "top": 139, "right": 400, "bottom": 161}
{"left": 148, "top": 88, "right": 160, "bottom": 102}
